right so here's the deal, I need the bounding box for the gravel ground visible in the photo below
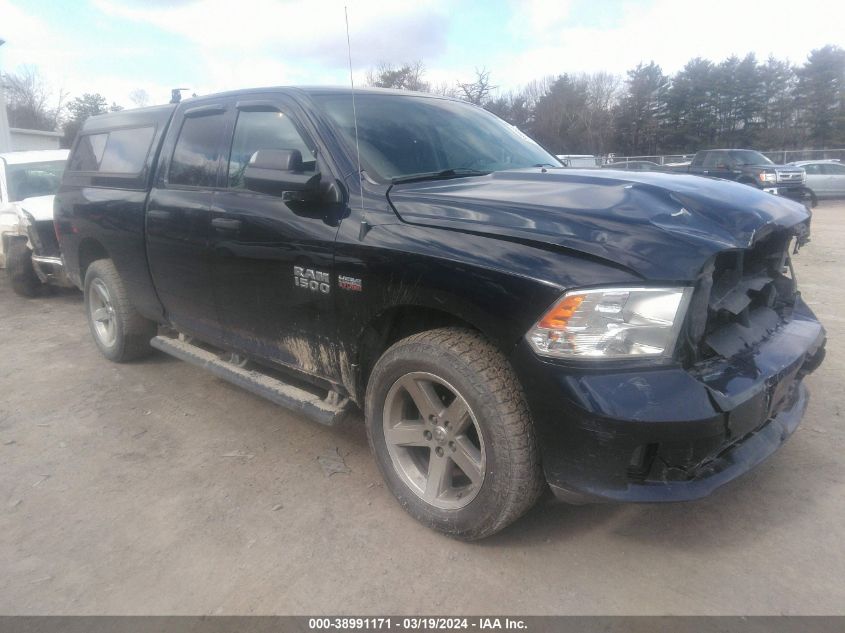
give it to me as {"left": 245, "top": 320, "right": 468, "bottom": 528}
{"left": 1, "top": 201, "right": 843, "bottom": 615}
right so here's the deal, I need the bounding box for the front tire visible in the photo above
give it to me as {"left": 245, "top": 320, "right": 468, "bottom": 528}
{"left": 6, "top": 237, "right": 42, "bottom": 297}
{"left": 84, "top": 259, "right": 156, "bottom": 362}
{"left": 365, "top": 327, "right": 544, "bottom": 540}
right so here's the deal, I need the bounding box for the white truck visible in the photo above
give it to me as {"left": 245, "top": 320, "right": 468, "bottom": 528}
{"left": 0, "top": 149, "right": 72, "bottom": 296}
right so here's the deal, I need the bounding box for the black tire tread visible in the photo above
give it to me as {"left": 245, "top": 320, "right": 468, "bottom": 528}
{"left": 85, "top": 259, "right": 156, "bottom": 362}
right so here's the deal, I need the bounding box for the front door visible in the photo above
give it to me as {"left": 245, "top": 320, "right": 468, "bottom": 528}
{"left": 147, "top": 105, "right": 230, "bottom": 343}
{"left": 209, "top": 98, "right": 344, "bottom": 383}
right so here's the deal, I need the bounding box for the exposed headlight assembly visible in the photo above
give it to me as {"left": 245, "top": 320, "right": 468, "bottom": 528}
{"left": 759, "top": 172, "right": 777, "bottom": 183}
{"left": 527, "top": 287, "right": 693, "bottom": 359}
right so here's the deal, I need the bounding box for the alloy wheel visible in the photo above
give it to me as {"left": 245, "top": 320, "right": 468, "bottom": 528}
{"left": 89, "top": 278, "right": 117, "bottom": 347}
{"left": 382, "top": 371, "right": 486, "bottom": 510}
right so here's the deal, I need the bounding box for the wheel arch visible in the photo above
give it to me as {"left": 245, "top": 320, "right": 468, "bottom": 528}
{"left": 77, "top": 238, "right": 110, "bottom": 281}
{"left": 355, "top": 303, "right": 490, "bottom": 405}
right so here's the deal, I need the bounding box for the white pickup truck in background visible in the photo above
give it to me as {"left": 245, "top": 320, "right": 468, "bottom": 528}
{"left": 0, "top": 149, "right": 72, "bottom": 296}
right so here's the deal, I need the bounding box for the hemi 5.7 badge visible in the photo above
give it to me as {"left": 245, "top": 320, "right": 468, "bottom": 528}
{"left": 338, "top": 275, "right": 363, "bottom": 292}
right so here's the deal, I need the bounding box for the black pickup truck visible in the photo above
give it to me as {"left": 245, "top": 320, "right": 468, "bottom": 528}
{"left": 687, "top": 149, "right": 813, "bottom": 204}
{"left": 55, "top": 87, "right": 826, "bottom": 539}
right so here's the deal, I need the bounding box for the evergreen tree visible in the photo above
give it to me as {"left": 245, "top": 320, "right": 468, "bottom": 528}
{"left": 796, "top": 45, "right": 845, "bottom": 147}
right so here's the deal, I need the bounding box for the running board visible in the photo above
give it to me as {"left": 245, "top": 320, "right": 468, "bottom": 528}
{"left": 150, "top": 336, "right": 353, "bottom": 427}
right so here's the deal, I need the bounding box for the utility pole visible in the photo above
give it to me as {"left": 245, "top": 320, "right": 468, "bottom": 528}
{"left": 0, "top": 38, "right": 12, "bottom": 152}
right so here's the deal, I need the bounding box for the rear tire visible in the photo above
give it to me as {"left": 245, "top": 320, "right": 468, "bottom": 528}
{"left": 6, "top": 237, "right": 42, "bottom": 297}
{"left": 805, "top": 187, "right": 818, "bottom": 208}
{"left": 365, "top": 327, "right": 544, "bottom": 540}
{"left": 84, "top": 259, "right": 156, "bottom": 362}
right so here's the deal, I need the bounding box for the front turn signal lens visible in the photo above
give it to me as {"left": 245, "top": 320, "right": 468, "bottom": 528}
{"left": 538, "top": 294, "right": 584, "bottom": 329}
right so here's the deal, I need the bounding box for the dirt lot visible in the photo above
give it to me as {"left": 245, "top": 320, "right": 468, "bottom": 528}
{"left": 1, "top": 202, "right": 843, "bottom": 615}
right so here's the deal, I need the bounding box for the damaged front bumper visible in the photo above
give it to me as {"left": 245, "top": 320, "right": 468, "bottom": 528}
{"left": 23, "top": 214, "right": 73, "bottom": 287}
{"left": 513, "top": 297, "right": 826, "bottom": 504}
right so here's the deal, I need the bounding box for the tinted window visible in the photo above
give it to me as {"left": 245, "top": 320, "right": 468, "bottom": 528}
{"left": 100, "top": 127, "right": 155, "bottom": 173}
{"left": 730, "top": 150, "right": 773, "bottom": 166}
{"left": 312, "top": 94, "right": 557, "bottom": 181}
{"left": 702, "top": 152, "right": 722, "bottom": 168}
{"left": 5, "top": 161, "right": 66, "bottom": 202}
{"left": 228, "top": 110, "right": 314, "bottom": 189}
{"left": 69, "top": 133, "right": 108, "bottom": 171}
{"left": 169, "top": 114, "right": 225, "bottom": 187}
{"left": 822, "top": 163, "right": 845, "bottom": 175}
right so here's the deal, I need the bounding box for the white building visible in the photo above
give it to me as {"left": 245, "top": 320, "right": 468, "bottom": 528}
{"left": 8, "top": 127, "right": 63, "bottom": 151}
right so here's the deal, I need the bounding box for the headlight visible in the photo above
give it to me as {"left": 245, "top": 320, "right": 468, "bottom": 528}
{"left": 759, "top": 172, "right": 777, "bottom": 183}
{"left": 526, "top": 286, "right": 693, "bottom": 359}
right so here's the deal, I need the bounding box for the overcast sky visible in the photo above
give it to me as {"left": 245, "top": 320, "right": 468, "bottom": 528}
{"left": 1, "top": 0, "right": 844, "bottom": 108}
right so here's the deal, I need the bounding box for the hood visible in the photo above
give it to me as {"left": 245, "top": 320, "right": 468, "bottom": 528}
{"left": 16, "top": 195, "right": 56, "bottom": 223}
{"left": 387, "top": 169, "right": 810, "bottom": 280}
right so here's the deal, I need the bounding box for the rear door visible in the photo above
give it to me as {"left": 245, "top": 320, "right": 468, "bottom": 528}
{"left": 802, "top": 163, "right": 827, "bottom": 196}
{"left": 822, "top": 163, "right": 845, "bottom": 196}
{"left": 146, "top": 103, "right": 231, "bottom": 343}
{"left": 708, "top": 152, "right": 734, "bottom": 180}
{"left": 688, "top": 153, "right": 708, "bottom": 176}
{"left": 209, "top": 96, "right": 344, "bottom": 381}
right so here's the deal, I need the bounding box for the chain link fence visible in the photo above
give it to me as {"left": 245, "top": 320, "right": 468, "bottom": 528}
{"left": 606, "top": 149, "right": 845, "bottom": 166}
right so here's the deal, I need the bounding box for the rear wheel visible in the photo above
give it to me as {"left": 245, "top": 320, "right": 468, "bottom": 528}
{"left": 365, "top": 327, "right": 544, "bottom": 540}
{"left": 84, "top": 259, "right": 156, "bottom": 362}
{"left": 6, "top": 237, "right": 42, "bottom": 297}
{"left": 805, "top": 187, "right": 818, "bottom": 208}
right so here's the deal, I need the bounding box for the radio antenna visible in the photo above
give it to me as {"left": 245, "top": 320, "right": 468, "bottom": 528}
{"left": 344, "top": 6, "right": 365, "bottom": 213}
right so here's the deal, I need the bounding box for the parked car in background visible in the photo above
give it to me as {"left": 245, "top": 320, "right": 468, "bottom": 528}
{"left": 603, "top": 160, "right": 665, "bottom": 172}
{"left": 789, "top": 160, "right": 845, "bottom": 200}
{"left": 0, "top": 149, "right": 74, "bottom": 296}
{"left": 687, "top": 149, "right": 813, "bottom": 205}
{"left": 556, "top": 154, "right": 599, "bottom": 167}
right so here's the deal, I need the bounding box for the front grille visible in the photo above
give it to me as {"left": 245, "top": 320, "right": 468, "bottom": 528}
{"left": 777, "top": 171, "right": 804, "bottom": 184}
{"left": 692, "top": 230, "right": 799, "bottom": 360}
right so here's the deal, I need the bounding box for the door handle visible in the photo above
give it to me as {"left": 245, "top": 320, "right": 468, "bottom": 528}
{"left": 212, "top": 218, "right": 242, "bottom": 231}
{"left": 147, "top": 209, "right": 173, "bottom": 220}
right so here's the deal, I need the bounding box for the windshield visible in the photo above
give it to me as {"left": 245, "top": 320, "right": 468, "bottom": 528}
{"left": 5, "top": 160, "right": 66, "bottom": 202}
{"left": 729, "top": 150, "right": 773, "bottom": 166}
{"left": 312, "top": 93, "right": 558, "bottom": 182}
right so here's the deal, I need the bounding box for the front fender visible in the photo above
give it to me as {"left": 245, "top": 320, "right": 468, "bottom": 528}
{"left": 0, "top": 205, "right": 29, "bottom": 265}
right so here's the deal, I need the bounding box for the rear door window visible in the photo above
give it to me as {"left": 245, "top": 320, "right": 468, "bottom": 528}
{"left": 169, "top": 113, "right": 226, "bottom": 188}
{"left": 822, "top": 163, "right": 845, "bottom": 176}
{"left": 702, "top": 153, "right": 721, "bottom": 168}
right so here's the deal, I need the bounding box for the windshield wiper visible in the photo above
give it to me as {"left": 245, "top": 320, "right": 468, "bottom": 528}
{"left": 391, "top": 168, "right": 491, "bottom": 185}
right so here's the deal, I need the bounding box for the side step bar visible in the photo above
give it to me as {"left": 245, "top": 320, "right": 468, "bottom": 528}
{"left": 150, "top": 336, "right": 353, "bottom": 426}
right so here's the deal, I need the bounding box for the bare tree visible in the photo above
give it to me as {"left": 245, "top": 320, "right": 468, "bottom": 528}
{"left": 129, "top": 88, "right": 150, "bottom": 108}
{"left": 366, "top": 61, "right": 429, "bottom": 91}
{"left": 579, "top": 72, "right": 621, "bottom": 154}
{"left": 429, "top": 81, "right": 458, "bottom": 98}
{"left": 457, "top": 67, "right": 497, "bottom": 106}
{"left": 2, "top": 66, "right": 66, "bottom": 130}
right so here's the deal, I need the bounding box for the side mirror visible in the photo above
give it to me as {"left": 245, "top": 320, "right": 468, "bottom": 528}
{"left": 243, "top": 149, "right": 320, "bottom": 196}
